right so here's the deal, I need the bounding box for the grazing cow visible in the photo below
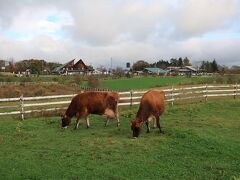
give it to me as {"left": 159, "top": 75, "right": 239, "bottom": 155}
{"left": 131, "top": 90, "right": 165, "bottom": 138}
{"left": 61, "top": 91, "right": 120, "bottom": 129}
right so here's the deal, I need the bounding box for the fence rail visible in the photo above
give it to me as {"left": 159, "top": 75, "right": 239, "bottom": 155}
{"left": 0, "top": 81, "right": 58, "bottom": 86}
{"left": 0, "top": 84, "right": 239, "bottom": 119}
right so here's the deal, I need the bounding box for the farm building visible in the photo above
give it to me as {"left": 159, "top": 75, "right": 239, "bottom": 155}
{"left": 143, "top": 68, "right": 169, "bottom": 75}
{"left": 167, "top": 66, "right": 201, "bottom": 76}
{"left": 53, "top": 59, "right": 94, "bottom": 75}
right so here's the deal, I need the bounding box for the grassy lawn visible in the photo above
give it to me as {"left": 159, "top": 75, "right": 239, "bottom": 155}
{"left": 102, "top": 76, "right": 220, "bottom": 91}
{"left": 0, "top": 99, "right": 239, "bottom": 179}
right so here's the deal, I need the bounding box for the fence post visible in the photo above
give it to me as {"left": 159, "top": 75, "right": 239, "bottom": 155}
{"left": 234, "top": 83, "right": 237, "bottom": 99}
{"left": 205, "top": 84, "right": 208, "bottom": 102}
{"left": 171, "top": 86, "right": 174, "bottom": 106}
{"left": 130, "top": 90, "right": 133, "bottom": 107}
{"left": 20, "top": 95, "right": 24, "bottom": 120}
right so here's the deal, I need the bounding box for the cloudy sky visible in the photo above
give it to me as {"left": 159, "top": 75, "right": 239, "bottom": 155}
{"left": 0, "top": 0, "right": 240, "bottom": 68}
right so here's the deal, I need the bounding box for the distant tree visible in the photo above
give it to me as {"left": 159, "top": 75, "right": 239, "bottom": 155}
{"left": 112, "top": 67, "right": 124, "bottom": 77}
{"left": 178, "top": 57, "right": 183, "bottom": 67}
{"left": 218, "top": 65, "right": 228, "bottom": 75}
{"left": 212, "top": 59, "right": 218, "bottom": 72}
{"left": 200, "top": 59, "right": 219, "bottom": 73}
{"left": 150, "top": 60, "right": 170, "bottom": 69}
{"left": 47, "top": 62, "right": 62, "bottom": 72}
{"left": 132, "top": 60, "right": 149, "bottom": 71}
{"left": 183, "top": 57, "right": 191, "bottom": 66}
{"left": 8, "top": 59, "right": 15, "bottom": 73}
{"left": 170, "top": 58, "right": 178, "bottom": 66}
{"left": 15, "top": 61, "right": 26, "bottom": 73}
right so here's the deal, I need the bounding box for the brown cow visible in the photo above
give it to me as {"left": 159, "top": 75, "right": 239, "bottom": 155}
{"left": 131, "top": 90, "right": 165, "bottom": 138}
{"left": 61, "top": 91, "right": 120, "bottom": 129}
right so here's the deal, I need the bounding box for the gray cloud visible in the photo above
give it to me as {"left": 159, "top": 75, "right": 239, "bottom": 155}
{"left": 0, "top": 0, "right": 240, "bottom": 67}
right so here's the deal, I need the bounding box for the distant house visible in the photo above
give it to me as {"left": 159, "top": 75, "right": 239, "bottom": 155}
{"left": 52, "top": 59, "right": 93, "bottom": 75}
{"left": 167, "top": 66, "right": 200, "bottom": 76}
{"left": 143, "top": 68, "right": 168, "bottom": 75}
{"left": 0, "top": 60, "right": 10, "bottom": 72}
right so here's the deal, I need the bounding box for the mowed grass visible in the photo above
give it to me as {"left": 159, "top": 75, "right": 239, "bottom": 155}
{"left": 102, "top": 76, "right": 214, "bottom": 91}
{"left": 0, "top": 99, "right": 240, "bottom": 179}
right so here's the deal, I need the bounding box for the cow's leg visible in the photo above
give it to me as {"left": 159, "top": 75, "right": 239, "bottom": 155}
{"left": 75, "top": 115, "right": 81, "bottom": 129}
{"left": 153, "top": 118, "right": 157, "bottom": 129}
{"left": 146, "top": 121, "right": 150, "bottom": 133}
{"left": 156, "top": 116, "right": 164, "bottom": 134}
{"left": 85, "top": 116, "right": 90, "bottom": 128}
{"left": 115, "top": 106, "right": 120, "bottom": 127}
{"left": 116, "top": 113, "right": 120, "bottom": 127}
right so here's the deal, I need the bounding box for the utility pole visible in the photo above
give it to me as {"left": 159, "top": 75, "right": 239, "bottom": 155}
{"left": 110, "top": 57, "right": 113, "bottom": 70}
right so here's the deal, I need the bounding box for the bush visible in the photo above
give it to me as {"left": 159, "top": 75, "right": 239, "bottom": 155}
{"left": 215, "top": 76, "right": 224, "bottom": 84}
{"left": 52, "top": 77, "right": 58, "bottom": 82}
{"left": 20, "top": 77, "right": 32, "bottom": 83}
{"left": 87, "top": 76, "right": 101, "bottom": 88}
{"left": 34, "top": 88, "right": 46, "bottom": 96}
{"left": 1, "top": 87, "right": 21, "bottom": 98}
{"left": 227, "top": 75, "right": 237, "bottom": 84}
{"left": 125, "top": 73, "right": 133, "bottom": 78}
{"left": 73, "top": 75, "right": 83, "bottom": 85}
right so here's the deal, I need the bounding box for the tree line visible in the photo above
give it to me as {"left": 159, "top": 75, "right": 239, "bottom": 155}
{"left": 132, "top": 57, "right": 222, "bottom": 73}
{"left": 1, "top": 58, "right": 239, "bottom": 75}
{"left": 0, "top": 59, "right": 61, "bottom": 74}
{"left": 132, "top": 57, "right": 192, "bottom": 71}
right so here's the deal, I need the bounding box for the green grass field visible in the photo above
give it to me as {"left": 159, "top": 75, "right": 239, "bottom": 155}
{"left": 102, "top": 76, "right": 237, "bottom": 91}
{"left": 0, "top": 99, "right": 239, "bottom": 179}
{"left": 102, "top": 76, "right": 212, "bottom": 91}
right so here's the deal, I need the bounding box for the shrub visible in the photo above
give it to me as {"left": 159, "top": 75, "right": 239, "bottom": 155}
{"left": 52, "top": 77, "right": 58, "bottom": 82}
{"left": 1, "top": 86, "right": 21, "bottom": 98}
{"left": 87, "top": 76, "right": 101, "bottom": 88}
{"left": 215, "top": 76, "right": 224, "bottom": 84}
{"left": 227, "top": 75, "right": 237, "bottom": 84}
{"left": 34, "top": 88, "right": 46, "bottom": 96}
{"left": 20, "top": 77, "right": 32, "bottom": 83}
{"left": 74, "top": 75, "right": 83, "bottom": 85}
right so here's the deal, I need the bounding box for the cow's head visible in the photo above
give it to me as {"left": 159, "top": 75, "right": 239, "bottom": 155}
{"left": 131, "top": 120, "right": 141, "bottom": 138}
{"left": 61, "top": 113, "right": 71, "bottom": 128}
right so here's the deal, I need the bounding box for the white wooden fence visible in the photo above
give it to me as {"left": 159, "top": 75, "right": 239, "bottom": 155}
{"left": 0, "top": 84, "right": 239, "bottom": 120}
{"left": 0, "top": 81, "right": 58, "bottom": 86}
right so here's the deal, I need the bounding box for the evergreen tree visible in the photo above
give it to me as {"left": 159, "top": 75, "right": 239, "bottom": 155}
{"left": 212, "top": 59, "right": 218, "bottom": 72}
{"left": 170, "top": 58, "right": 178, "bottom": 66}
{"left": 183, "top": 57, "right": 191, "bottom": 66}
{"left": 178, "top": 57, "right": 183, "bottom": 67}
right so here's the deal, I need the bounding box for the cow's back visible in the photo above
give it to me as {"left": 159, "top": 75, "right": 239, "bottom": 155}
{"left": 73, "top": 91, "right": 119, "bottom": 115}
{"left": 137, "top": 90, "right": 165, "bottom": 118}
